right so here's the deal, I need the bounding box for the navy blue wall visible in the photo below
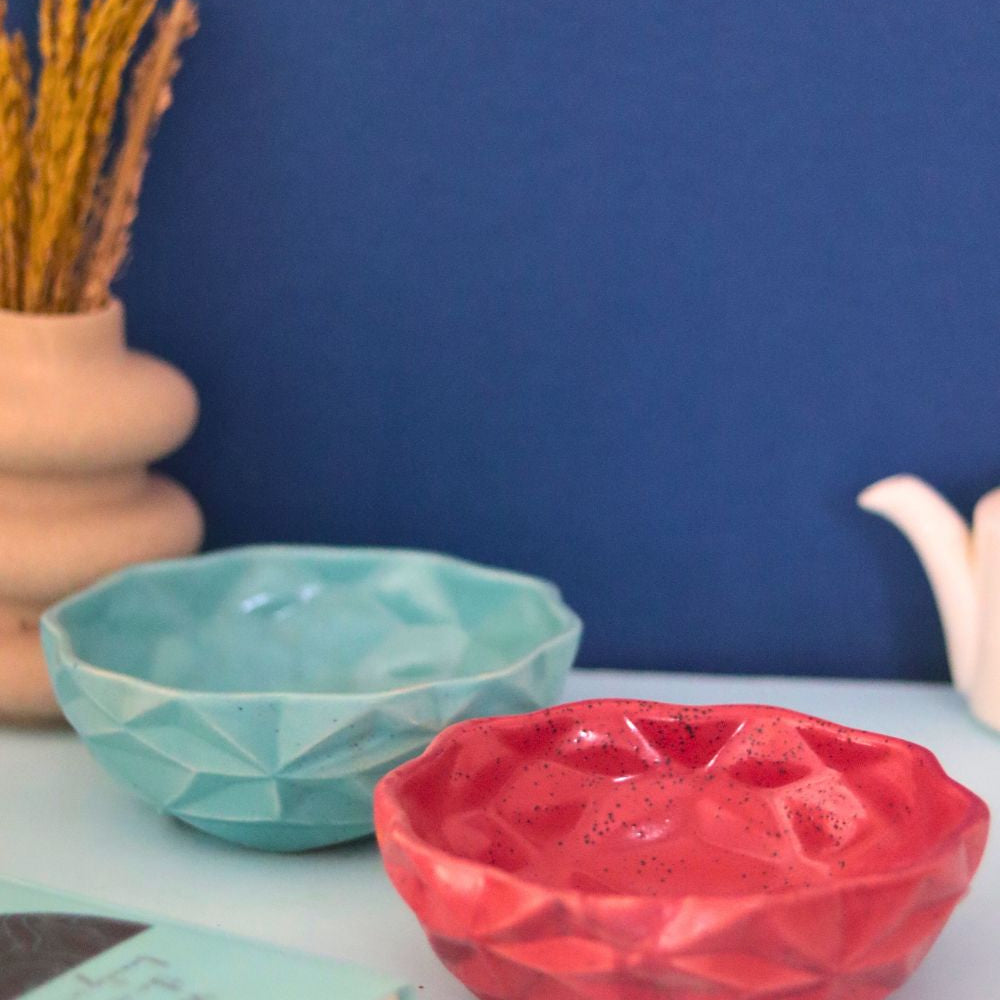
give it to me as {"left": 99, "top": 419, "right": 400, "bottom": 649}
{"left": 13, "top": 2, "right": 1000, "bottom": 680}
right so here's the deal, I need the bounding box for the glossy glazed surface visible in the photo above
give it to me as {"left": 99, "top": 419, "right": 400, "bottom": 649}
{"left": 47, "top": 546, "right": 574, "bottom": 694}
{"left": 376, "top": 700, "right": 990, "bottom": 1000}
{"left": 40, "top": 547, "right": 581, "bottom": 851}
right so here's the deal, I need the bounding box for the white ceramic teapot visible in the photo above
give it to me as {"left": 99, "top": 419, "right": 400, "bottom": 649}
{"left": 859, "top": 474, "right": 1000, "bottom": 732}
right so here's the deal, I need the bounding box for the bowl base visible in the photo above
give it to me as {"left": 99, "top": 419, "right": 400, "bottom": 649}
{"left": 177, "top": 815, "right": 376, "bottom": 853}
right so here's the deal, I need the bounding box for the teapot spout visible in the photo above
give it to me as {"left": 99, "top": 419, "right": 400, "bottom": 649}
{"left": 858, "top": 475, "right": 978, "bottom": 691}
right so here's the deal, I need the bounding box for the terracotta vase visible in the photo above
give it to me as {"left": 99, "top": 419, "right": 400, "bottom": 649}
{"left": 0, "top": 299, "right": 203, "bottom": 722}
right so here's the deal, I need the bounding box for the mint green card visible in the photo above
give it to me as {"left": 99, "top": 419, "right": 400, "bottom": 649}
{"left": 0, "top": 878, "right": 412, "bottom": 1000}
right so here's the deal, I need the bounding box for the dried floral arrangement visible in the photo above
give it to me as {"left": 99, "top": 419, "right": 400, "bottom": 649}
{"left": 0, "top": 0, "right": 197, "bottom": 314}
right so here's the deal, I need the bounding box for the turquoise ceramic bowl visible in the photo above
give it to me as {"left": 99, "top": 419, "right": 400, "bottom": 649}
{"left": 40, "top": 546, "right": 581, "bottom": 852}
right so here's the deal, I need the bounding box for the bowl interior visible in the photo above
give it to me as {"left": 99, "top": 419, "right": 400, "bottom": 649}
{"left": 393, "top": 700, "right": 982, "bottom": 897}
{"left": 53, "top": 548, "right": 575, "bottom": 695}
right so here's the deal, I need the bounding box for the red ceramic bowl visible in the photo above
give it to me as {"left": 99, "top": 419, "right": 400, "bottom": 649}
{"left": 374, "top": 699, "right": 989, "bottom": 1000}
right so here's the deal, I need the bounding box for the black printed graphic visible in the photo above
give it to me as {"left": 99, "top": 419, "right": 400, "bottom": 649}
{"left": 0, "top": 912, "right": 149, "bottom": 999}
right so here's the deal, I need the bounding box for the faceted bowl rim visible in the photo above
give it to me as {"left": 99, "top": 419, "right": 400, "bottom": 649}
{"left": 374, "top": 698, "right": 991, "bottom": 908}
{"left": 40, "top": 544, "right": 583, "bottom": 703}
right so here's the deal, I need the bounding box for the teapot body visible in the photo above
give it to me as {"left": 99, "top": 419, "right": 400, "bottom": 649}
{"left": 859, "top": 476, "right": 1000, "bottom": 733}
{"left": 969, "top": 490, "right": 1000, "bottom": 731}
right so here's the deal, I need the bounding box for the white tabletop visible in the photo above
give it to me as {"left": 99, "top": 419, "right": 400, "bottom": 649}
{"left": 1, "top": 669, "right": 997, "bottom": 999}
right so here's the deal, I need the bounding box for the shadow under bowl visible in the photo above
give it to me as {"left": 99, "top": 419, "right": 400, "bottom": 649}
{"left": 40, "top": 545, "right": 581, "bottom": 851}
{"left": 375, "top": 699, "right": 989, "bottom": 1000}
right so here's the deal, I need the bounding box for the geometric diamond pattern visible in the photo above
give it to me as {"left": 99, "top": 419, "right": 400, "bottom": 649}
{"left": 39, "top": 547, "right": 582, "bottom": 851}
{"left": 375, "top": 700, "right": 990, "bottom": 1000}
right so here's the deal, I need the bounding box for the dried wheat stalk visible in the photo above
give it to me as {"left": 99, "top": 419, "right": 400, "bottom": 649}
{"left": 0, "top": 2, "right": 31, "bottom": 309}
{"left": 0, "top": 0, "right": 197, "bottom": 314}
{"left": 80, "top": 0, "right": 197, "bottom": 310}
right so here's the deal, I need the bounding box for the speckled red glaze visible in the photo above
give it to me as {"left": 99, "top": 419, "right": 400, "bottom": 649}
{"left": 374, "top": 699, "right": 989, "bottom": 1000}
